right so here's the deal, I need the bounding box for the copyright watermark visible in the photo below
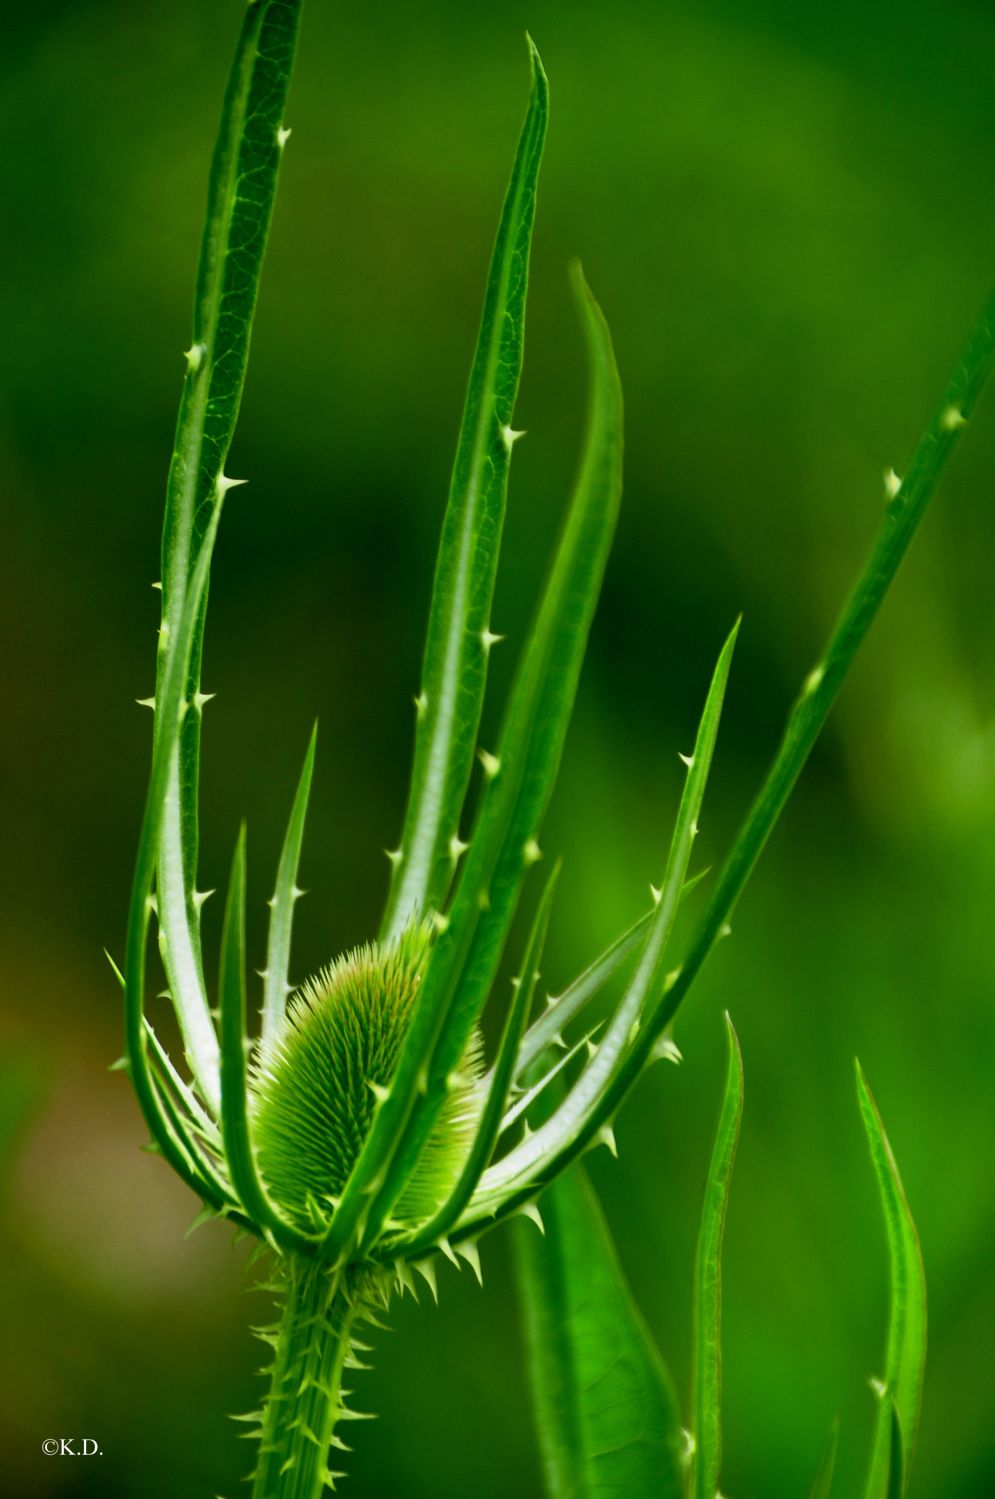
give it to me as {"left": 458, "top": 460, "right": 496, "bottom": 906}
{"left": 41, "top": 1439, "right": 102, "bottom": 1456}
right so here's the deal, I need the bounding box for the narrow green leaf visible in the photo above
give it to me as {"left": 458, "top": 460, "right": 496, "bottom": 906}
{"left": 886, "top": 1403, "right": 905, "bottom": 1499}
{"left": 261, "top": 723, "right": 318, "bottom": 1056}
{"left": 645, "top": 284, "right": 995, "bottom": 1049}
{"left": 514, "top": 1160, "right": 683, "bottom": 1499}
{"left": 144, "top": 1019, "right": 222, "bottom": 1152}
{"left": 856, "top": 1062, "right": 926, "bottom": 1499}
{"left": 125, "top": 503, "right": 232, "bottom": 1208}
{"left": 514, "top": 868, "right": 709, "bottom": 1079}
{"left": 381, "top": 37, "right": 549, "bottom": 940}
{"left": 469, "top": 622, "right": 737, "bottom": 1212}
{"left": 218, "top": 827, "right": 313, "bottom": 1253}
{"left": 807, "top": 1419, "right": 839, "bottom": 1499}
{"left": 362, "top": 262, "right": 624, "bottom": 1254}
{"left": 319, "top": 50, "right": 550, "bottom": 1263}
{"left": 689, "top": 1014, "right": 744, "bottom": 1499}
{"left": 147, "top": 1052, "right": 230, "bottom": 1203}
{"left": 390, "top": 862, "right": 560, "bottom": 1260}
{"left": 154, "top": 0, "right": 303, "bottom": 1115}
{"left": 499, "top": 1029, "right": 597, "bottom": 1138}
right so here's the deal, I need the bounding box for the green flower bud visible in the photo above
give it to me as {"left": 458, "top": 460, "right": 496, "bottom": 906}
{"left": 251, "top": 924, "right": 483, "bottom": 1238}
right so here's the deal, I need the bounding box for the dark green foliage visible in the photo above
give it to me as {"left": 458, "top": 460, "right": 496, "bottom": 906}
{"left": 514, "top": 1161, "right": 684, "bottom": 1499}
{"left": 857, "top": 1062, "right": 927, "bottom": 1499}
{"left": 252, "top": 926, "right": 483, "bottom": 1234}
{"left": 380, "top": 39, "right": 549, "bottom": 940}
{"left": 689, "top": 1015, "right": 744, "bottom": 1499}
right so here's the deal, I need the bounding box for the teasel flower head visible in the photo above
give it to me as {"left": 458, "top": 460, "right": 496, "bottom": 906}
{"left": 113, "top": 11, "right": 992, "bottom": 1496}
{"left": 115, "top": 3, "right": 745, "bottom": 1306}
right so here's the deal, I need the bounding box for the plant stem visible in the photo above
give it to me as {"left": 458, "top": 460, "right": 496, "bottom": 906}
{"left": 251, "top": 1260, "right": 361, "bottom": 1499}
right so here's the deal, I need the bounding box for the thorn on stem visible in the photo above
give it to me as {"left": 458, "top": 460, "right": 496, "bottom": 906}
{"left": 478, "top": 748, "right": 501, "bottom": 781}
{"left": 517, "top": 1200, "right": 545, "bottom": 1236}
{"left": 455, "top": 1240, "right": 482, "bottom": 1285}
{"left": 216, "top": 473, "right": 249, "bottom": 497}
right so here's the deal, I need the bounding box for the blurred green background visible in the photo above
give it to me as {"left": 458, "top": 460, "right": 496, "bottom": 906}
{"left": 2, "top": 0, "right": 994, "bottom": 1495}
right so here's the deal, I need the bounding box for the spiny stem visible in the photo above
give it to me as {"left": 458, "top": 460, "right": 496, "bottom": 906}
{"left": 251, "top": 1261, "right": 370, "bottom": 1499}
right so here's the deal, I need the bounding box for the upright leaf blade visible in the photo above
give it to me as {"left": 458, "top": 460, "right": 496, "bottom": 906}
{"left": 808, "top": 1419, "right": 839, "bottom": 1499}
{"left": 154, "top": 0, "right": 302, "bottom": 1114}
{"left": 125, "top": 505, "right": 234, "bottom": 1207}
{"left": 318, "top": 52, "right": 549, "bottom": 1264}
{"left": 469, "top": 622, "right": 737, "bottom": 1211}
{"left": 689, "top": 1014, "right": 744, "bottom": 1499}
{"left": 886, "top": 1403, "right": 905, "bottom": 1499}
{"left": 261, "top": 723, "right": 318, "bottom": 1056}
{"left": 514, "top": 1161, "right": 683, "bottom": 1499}
{"left": 645, "top": 283, "right": 995, "bottom": 1050}
{"left": 381, "top": 38, "right": 549, "bottom": 940}
{"left": 856, "top": 1062, "right": 927, "bottom": 1499}
{"left": 218, "top": 827, "right": 311, "bottom": 1253}
{"left": 363, "top": 264, "right": 623, "bottom": 1252}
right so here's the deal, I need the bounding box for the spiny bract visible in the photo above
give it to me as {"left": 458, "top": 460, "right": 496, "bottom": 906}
{"left": 251, "top": 925, "right": 484, "bottom": 1237}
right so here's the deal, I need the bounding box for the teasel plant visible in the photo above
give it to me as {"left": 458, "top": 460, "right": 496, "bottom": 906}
{"left": 113, "top": 2, "right": 994, "bottom": 1495}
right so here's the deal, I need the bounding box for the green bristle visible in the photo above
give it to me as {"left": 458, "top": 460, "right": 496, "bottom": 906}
{"left": 252, "top": 925, "right": 483, "bottom": 1236}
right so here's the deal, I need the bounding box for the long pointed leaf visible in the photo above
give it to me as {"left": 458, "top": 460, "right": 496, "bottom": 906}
{"left": 362, "top": 262, "right": 624, "bottom": 1253}
{"left": 808, "top": 1419, "right": 839, "bottom": 1499}
{"left": 473, "top": 621, "right": 737, "bottom": 1206}
{"left": 124, "top": 504, "right": 235, "bottom": 1210}
{"left": 856, "top": 1062, "right": 926, "bottom": 1499}
{"left": 645, "top": 284, "right": 995, "bottom": 1049}
{"left": 147, "top": 1056, "right": 229, "bottom": 1202}
{"left": 144, "top": 1019, "right": 222, "bottom": 1152}
{"left": 381, "top": 38, "right": 549, "bottom": 940}
{"left": 500, "top": 1028, "right": 599, "bottom": 1138}
{"left": 317, "top": 54, "right": 550, "bottom": 1264}
{"left": 218, "top": 827, "right": 313, "bottom": 1253}
{"left": 689, "top": 1014, "right": 744, "bottom": 1499}
{"left": 261, "top": 723, "right": 318, "bottom": 1056}
{"left": 153, "top": 0, "right": 302, "bottom": 1114}
{"left": 886, "top": 1403, "right": 905, "bottom": 1499}
{"left": 514, "top": 1161, "right": 683, "bottom": 1499}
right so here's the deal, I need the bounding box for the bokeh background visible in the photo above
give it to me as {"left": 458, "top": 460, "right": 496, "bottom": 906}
{"left": 2, "top": 0, "right": 994, "bottom": 1495}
